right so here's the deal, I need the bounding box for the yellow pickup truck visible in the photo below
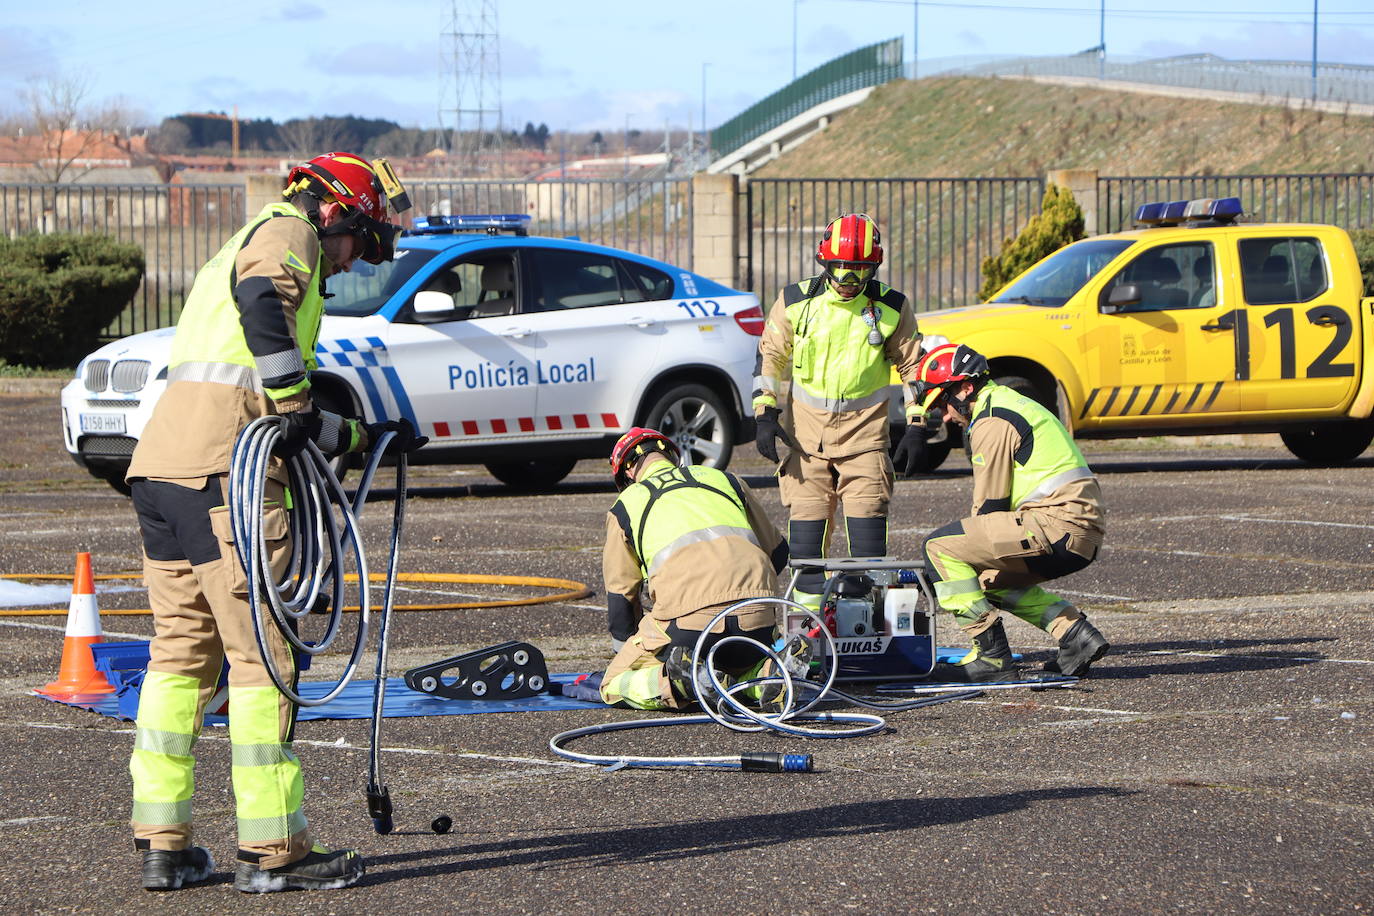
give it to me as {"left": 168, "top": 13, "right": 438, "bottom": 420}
{"left": 914, "top": 197, "right": 1374, "bottom": 469}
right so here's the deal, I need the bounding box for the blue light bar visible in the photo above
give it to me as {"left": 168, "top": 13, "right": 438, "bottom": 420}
{"left": 1135, "top": 196, "right": 1244, "bottom": 227}
{"left": 410, "top": 214, "right": 532, "bottom": 235}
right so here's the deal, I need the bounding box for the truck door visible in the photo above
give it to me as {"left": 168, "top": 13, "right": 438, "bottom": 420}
{"left": 1231, "top": 235, "right": 1361, "bottom": 415}
{"left": 1084, "top": 240, "right": 1240, "bottom": 428}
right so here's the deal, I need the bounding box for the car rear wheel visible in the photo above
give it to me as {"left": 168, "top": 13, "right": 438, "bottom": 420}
{"left": 994, "top": 374, "right": 1054, "bottom": 412}
{"left": 642, "top": 383, "right": 735, "bottom": 469}
{"left": 1280, "top": 421, "right": 1374, "bottom": 467}
{"left": 484, "top": 458, "right": 578, "bottom": 491}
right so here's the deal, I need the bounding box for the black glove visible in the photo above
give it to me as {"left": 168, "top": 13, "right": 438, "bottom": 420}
{"left": 278, "top": 409, "right": 323, "bottom": 458}
{"left": 892, "top": 422, "right": 929, "bottom": 477}
{"left": 755, "top": 406, "right": 798, "bottom": 463}
{"left": 365, "top": 418, "right": 429, "bottom": 455}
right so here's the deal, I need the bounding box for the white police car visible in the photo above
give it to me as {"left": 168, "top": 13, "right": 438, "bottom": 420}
{"left": 61, "top": 214, "right": 763, "bottom": 492}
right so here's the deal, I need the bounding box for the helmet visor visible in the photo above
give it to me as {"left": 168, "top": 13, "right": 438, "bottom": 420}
{"left": 826, "top": 262, "right": 875, "bottom": 287}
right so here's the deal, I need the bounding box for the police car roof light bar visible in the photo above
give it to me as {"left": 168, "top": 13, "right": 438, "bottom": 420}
{"left": 410, "top": 214, "right": 532, "bottom": 236}
{"left": 1135, "top": 197, "right": 1244, "bottom": 227}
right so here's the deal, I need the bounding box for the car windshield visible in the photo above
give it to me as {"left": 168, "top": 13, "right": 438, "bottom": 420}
{"left": 324, "top": 247, "right": 436, "bottom": 317}
{"left": 991, "top": 239, "right": 1134, "bottom": 307}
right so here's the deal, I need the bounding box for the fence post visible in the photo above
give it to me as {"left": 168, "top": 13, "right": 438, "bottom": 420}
{"left": 691, "top": 172, "right": 740, "bottom": 288}
{"left": 244, "top": 173, "right": 285, "bottom": 216}
{"left": 1046, "top": 168, "right": 1099, "bottom": 235}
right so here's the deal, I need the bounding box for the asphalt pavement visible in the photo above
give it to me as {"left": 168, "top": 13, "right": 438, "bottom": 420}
{"left": 1, "top": 386, "right": 1371, "bottom": 914}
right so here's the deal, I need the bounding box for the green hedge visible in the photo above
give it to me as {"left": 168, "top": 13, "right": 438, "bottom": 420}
{"left": 1350, "top": 229, "right": 1374, "bottom": 297}
{"left": 0, "top": 234, "right": 145, "bottom": 368}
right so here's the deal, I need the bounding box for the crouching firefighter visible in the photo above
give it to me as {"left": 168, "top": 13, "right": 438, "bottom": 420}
{"left": 585, "top": 428, "right": 795, "bottom": 711}
{"left": 125, "top": 152, "right": 422, "bottom": 893}
{"left": 913, "top": 343, "right": 1110, "bottom": 683}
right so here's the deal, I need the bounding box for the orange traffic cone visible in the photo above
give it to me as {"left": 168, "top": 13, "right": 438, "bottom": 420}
{"left": 37, "top": 552, "right": 114, "bottom": 696}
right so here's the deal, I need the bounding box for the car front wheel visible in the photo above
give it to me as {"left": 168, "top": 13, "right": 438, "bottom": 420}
{"left": 642, "top": 383, "right": 736, "bottom": 469}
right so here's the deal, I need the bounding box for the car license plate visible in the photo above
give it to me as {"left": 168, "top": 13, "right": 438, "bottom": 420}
{"left": 80, "top": 413, "right": 127, "bottom": 434}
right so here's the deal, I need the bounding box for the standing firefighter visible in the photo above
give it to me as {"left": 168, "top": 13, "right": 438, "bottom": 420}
{"left": 754, "top": 213, "right": 929, "bottom": 608}
{"left": 591, "top": 428, "right": 796, "bottom": 711}
{"left": 126, "top": 153, "right": 423, "bottom": 893}
{"left": 914, "top": 343, "right": 1109, "bottom": 683}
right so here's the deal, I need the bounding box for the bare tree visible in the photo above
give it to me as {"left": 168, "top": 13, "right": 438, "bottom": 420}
{"left": 19, "top": 73, "right": 134, "bottom": 183}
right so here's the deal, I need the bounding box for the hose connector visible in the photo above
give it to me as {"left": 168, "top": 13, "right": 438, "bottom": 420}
{"left": 739, "top": 752, "right": 815, "bottom": 773}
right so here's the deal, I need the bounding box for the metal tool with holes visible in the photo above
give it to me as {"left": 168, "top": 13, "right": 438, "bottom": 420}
{"left": 403, "top": 641, "right": 549, "bottom": 700}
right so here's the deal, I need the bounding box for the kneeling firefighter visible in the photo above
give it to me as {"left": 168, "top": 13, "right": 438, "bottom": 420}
{"left": 125, "top": 153, "right": 424, "bottom": 894}
{"left": 587, "top": 428, "right": 796, "bottom": 710}
{"left": 913, "top": 343, "right": 1110, "bottom": 682}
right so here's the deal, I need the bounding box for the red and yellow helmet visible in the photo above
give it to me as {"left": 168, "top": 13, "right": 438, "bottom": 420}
{"left": 815, "top": 213, "right": 883, "bottom": 294}
{"left": 284, "top": 152, "right": 403, "bottom": 264}
{"left": 911, "top": 343, "right": 990, "bottom": 411}
{"left": 609, "top": 427, "right": 681, "bottom": 490}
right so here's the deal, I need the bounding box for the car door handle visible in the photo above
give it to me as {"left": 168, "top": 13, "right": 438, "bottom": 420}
{"left": 624, "top": 316, "right": 658, "bottom": 328}
{"left": 1311, "top": 316, "right": 1338, "bottom": 327}
{"left": 1199, "top": 321, "right": 1233, "bottom": 332}
{"left": 500, "top": 327, "right": 533, "bottom": 339}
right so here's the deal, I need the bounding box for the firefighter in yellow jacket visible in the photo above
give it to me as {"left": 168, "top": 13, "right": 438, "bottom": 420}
{"left": 125, "top": 153, "right": 423, "bottom": 893}
{"left": 590, "top": 428, "right": 794, "bottom": 711}
{"left": 754, "top": 213, "right": 928, "bottom": 607}
{"left": 914, "top": 343, "right": 1110, "bottom": 683}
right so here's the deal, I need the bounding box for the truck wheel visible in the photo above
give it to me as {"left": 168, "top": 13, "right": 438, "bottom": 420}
{"left": 1280, "top": 421, "right": 1374, "bottom": 467}
{"left": 484, "top": 458, "right": 578, "bottom": 491}
{"left": 995, "top": 374, "right": 1054, "bottom": 412}
{"left": 642, "top": 383, "right": 735, "bottom": 469}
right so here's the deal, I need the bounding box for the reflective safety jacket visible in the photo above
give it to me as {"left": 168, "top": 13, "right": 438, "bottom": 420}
{"left": 602, "top": 462, "right": 786, "bottom": 625}
{"left": 129, "top": 203, "right": 327, "bottom": 480}
{"left": 754, "top": 276, "right": 923, "bottom": 459}
{"left": 966, "top": 382, "right": 1105, "bottom": 547}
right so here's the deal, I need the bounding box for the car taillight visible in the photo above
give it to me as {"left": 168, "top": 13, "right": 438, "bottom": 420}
{"left": 733, "top": 306, "right": 765, "bottom": 336}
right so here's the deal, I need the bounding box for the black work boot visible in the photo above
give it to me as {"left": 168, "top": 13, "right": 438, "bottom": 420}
{"left": 940, "top": 620, "right": 1019, "bottom": 683}
{"left": 234, "top": 846, "right": 364, "bottom": 893}
{"left": 1047, "top": 617, "right": 1110, "bottom": 677}
{"left": 141, "top": 845, "right": 214, "bottom": 891}
{"left": 665, "top": 646, "right": 735, "bottom": 710}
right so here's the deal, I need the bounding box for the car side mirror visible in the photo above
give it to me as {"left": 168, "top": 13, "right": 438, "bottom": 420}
{"left": 413, "top": 290, "right": 458, "bottom": 322}
{"left": 1103, "top": 284, "right": 1141, "bottom": 314}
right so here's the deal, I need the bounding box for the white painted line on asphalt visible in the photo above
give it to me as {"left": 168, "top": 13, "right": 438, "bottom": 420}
{"left": 1056, "top": 588, "right": 1138, "bottom": 601}
{"left": 0, "top": 816, "right": 67, "bottom": 827}
{"left": 0, "top": 619, "right": 146, "bottom": 639}
{"left": 1151, "top": 513, "right": 1374, "bottom": 531}
{"left": 970, "top": 700, "right": 1139, "bottom": 716}
{"left": 1143, "top": 649, "right": 1374, "bottom": 665}
{"left": 8, "top": 720, "right": 594, "bottom": 769}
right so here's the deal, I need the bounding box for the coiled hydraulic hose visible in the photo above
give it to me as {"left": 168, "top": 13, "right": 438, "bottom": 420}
{"left": 548, "top": 597, "right": 980, "bottom": 771}
{"left": 229, "top": 416, "right": 407, "bottom": 834}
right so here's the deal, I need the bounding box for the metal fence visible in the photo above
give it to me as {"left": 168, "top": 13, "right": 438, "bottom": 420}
{"left": 711, "top": 37, "right": 905, "bottom": 160}
{"left": 1098, "top": 174, "right": 1374, "bottom": 233}
{"left": 930, "top": 51, "right": 1374, "bottom": 107}
{"left": 743, "top": 177, "right": 1045, "bottom": 311}
{"left": 406, "top": 177, "right": 693, "bottom": 267}
{"left": 0, "top": 182, "right": 246, "bottom": 338}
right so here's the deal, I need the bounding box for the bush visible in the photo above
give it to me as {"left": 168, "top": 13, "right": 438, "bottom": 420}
{"left": 0, "top": 233, "right": 144, "bottom": 368}
{"left": 1350, "top": 229, "right": 1374, "bottom": 297}
{"left": 979, "top": 183, "right": 1085, "bottom": 300}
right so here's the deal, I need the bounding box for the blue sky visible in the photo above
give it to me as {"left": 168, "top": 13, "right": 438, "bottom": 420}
{"left": 2, "top": 0, "right": 1372, "bottom": 133}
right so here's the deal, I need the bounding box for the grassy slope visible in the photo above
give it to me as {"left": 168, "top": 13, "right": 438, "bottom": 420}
{"left": 756, "top": 77, "right": 1374, "bottom": 179}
